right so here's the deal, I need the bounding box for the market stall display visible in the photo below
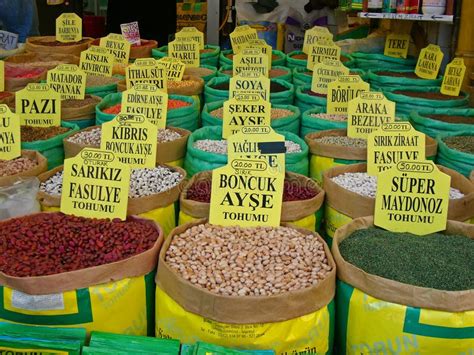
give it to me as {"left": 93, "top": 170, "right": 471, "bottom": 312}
{"left": 219, "top": 49, "right": 286, "bottom": 67}
{"left": 410, "top": 108, "right": 474, "bottom": 138}
{"left": 218, "top": 65, "right": 292, "bottom": 82}
{"left": 25, "top": 36, "right": 94, "bottom": 56}
{"left": 61, "top": 95, "right": 102, "bottom": 129}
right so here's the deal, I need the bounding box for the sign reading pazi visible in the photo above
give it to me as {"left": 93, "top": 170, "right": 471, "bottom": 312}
{"left": 16, "top": 83, "right": 61, "bottom": 127}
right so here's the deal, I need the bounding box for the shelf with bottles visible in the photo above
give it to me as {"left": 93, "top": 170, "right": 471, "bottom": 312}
{"left": 357, "top": 12, "right": 453, "bottom": 23}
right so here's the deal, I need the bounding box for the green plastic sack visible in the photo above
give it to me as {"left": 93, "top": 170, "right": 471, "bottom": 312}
{"left": 383, "top": 86, "right": 470, "bottom": 115}
{"left": 184, "top": 126, "right": 309, "bottom": 176}
{"left": 410, "top": 108, "right": 474, "bottom": 138}
{"left": 301, "top": 107, "right": 349, "bottom": 137}
{"left": 192, "top": 342, "right": 275, "bottom": 354}
{"left": 152, "top": 45, "right": 221, "bottom": 67}
{"left": 295, "top": 85, "right": 327, "bottom": 114}
{"left": 95, "top": 92, "right": 122, "bottom": 125}
{"left": 368, "top": 69, "right": 442, "bottom": 88}
{"left": 292, "top": 67, "right": 366, "bottom": 87}
{"left": 286, "top": 51, "right": 355, "bottom": 69}
{"left": 218, "top": 49, "right": 286, "bottom": 68}
{"left": 201, "top": 100, "right": 301, "bottom": 135}
{"left": 204, "top": 77, "right": 295, "bottom": 105}
{"left": 167, "top": 95, "right": 200, "bottom": 131}
{"left": 21, "top": 121, "right": 79, "bottom": 169}
{"left": 436, "top": 131, "right": 474, "bottom": 177}
{"left": 66, "top": 117, "right": 96, "bottom": 129}
{"left": 85, "top": 76, "right": 122, "bottom": 98}
{"left": 352, "top": 52, "right": 417, "bottom": 70}
{"left": 217, "top": 65, "right": 292, "bottom": 82}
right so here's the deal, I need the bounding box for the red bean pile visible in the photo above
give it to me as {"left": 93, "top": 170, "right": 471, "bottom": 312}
{"left": 0, "top": 213, "right": 160, "bottom": 277}
{"left": 186, "top": 179, "right": 317, "bottom": 203}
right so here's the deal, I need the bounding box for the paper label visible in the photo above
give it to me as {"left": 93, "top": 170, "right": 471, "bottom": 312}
{"left": 374, "top": 160, "right": 450, "bottom": 235}
{"left": 209, "top": 128, "right": 285, "bottom": 227}
{"left": 233, "top": 47, "right": 269, "bottom": 77}
{"left": 55, "top": 13, "right": 82, "bottom": 43}
{"left": 327, "top": 75, "right": 370, "bottom": 115}
{"left": 222, "top": 96, "right": 271, "bottom": 139}
{"left": 121, "top": 83, "right": 168, "bottom": 128}
{"left": 0, "top": 60, "right": 4, "bottom": 92}
{"left": 311, "top": 59, "right": 349, "bottom": 95}
{"left": 384, "top": 33, "right": 410, "bottom": 59}
{"left": 415, "top": 44, "right": 444, "bottom": 80}
{"left": 100, "top": 113, "right": 158, "bottom": 168}
{"left": 168, "top": 39, "right": 200, "bottom": 68}
{"left": 120, "top": 21, "right": 141, "bottom": 45}
{"left": 0, "top": 104, "right": 21, "bottom": 160}
{"left": 16, "top": 83, "right": 61, "bottom": 127}
{"left": 79, "top": 46, "right": 114, "bottom": 77}
{"left": 244, "top": 39, "right": 272, "bottom": 71}
{"left": 347, "top": 91, "right": 395, "bottom": 139}
{"left": 307, "top": 40, "right": 341, "bottom": 71}
{"left": 0, "top": 347, "right": 66, "bottom": 355}
{"left": 0, "top": 30, "right": 19, "bottom": 50}
{"left": 440, "top": 57, "right": 466, "bottom": 97}
{"left": 47, "top": 64, "right": 86, "bottom": 100}
{"left": 175, "top": 27, "right": 204, "bottom": 50}
{"left": 61, "top": 148, "right": 130, "bottom": 220}
{"left": 229, "top": 25, "right": 259, "bottom": 54}
{"left": 157, "top": 57, "right": 185, "bottom": 82}
{"left": 229, "top": 72, "right": 270, "bottom": 101}
{"left": 367, "top": 122, "right": 425, "bottom": 176}
{"left": 303, "top": 26, "right": 333, "bottom": 54}
{"left": 99, "top": 33, "right": 131, "bottom": 64}
{"left": 126, "top": 58, "right": 167, "bottom": 90}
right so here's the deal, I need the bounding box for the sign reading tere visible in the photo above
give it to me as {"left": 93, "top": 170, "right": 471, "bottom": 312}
{"left": 384, "top": 33, "right": 410, "bottom": 59}
{"left": 47, "top": 64, "right": 86, "bottom": 100}
{"left": 0, "top": 105, "right": 21, "bottom": 160}
{"left": 16, "top": 83, "right": 61, "bottom": 127}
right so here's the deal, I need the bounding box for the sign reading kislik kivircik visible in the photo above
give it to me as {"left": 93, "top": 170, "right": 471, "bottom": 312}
{"left": 16, "top": 83, "right": 61, "bottom": 127}
{"left": 79, "top": 46, "right": 114, "bottom": 77}
{"left": 0, "top": 105, "right": 21, "bottom": 160}
{"left": 229, "top": 72, "right": 270, "bottom": 102}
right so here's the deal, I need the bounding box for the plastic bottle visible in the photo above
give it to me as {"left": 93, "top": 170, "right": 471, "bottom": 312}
{"left": 383, "top": 0, "right": 397, "bottom": 12}
{"left": 422, "top": 0, "right": 446, "bottom": 15}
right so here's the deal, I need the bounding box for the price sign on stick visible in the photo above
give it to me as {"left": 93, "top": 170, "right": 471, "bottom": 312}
{"left": 303, "top": 26, "right": 333, "bottom": 55}
{"left": 441, "top": 57, "right": 466, "bottom": 97}
{"left": 233, "top": 47, "right": 269, "bottom": 77}
{"left": 99, "top": 33, "right": 131, "bottom": 64}
{"left": 415, "top": 44, "right": 444, "bottom": 80}
{"left": 80, "top": 46, "right": 114, "bottom": 77}
{"left": 384, "top": 33, "right": 410, "bottom": 59}
{"left": 311, "top": 59, "right": 349, "bottom": 95}
{"left": 168, "top": 39, "right": 200, "bottom": 68}
{"left": 327, "top": 75, "right": 370, "bottom": 115}
{"left": 157, "top": 57, "right": 186, "bottom": 82}
{"left": 229, "top": 72, "right": 270, "bottom": 102}
{"left": 47, "top": 64, "right": 86, "bottom": 100}
{"left": 0, "top": 105, "right": 21, "bottom": 160}
{"left": 229, "top": 25, "right": 258, "bottom": 54}
{"left": 56, "top": 13, "right": 82, "bottom": 43}
{"left": 16, "top": 83, "right": 61, "bottom": 127}
{"left": 126, "top": 59, "right": 167, "bottom": 90}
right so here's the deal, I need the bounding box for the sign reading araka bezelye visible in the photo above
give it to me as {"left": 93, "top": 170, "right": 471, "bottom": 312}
{"left": 209, "top": 127, "right": 285, "bottom": 227}
{"left": 61, "top": 148, "right": 130, "bottom": 221}
{"left": 15, "top": 83, "right": 61, "bottom": 127}
{"left": 0, "top": 104, "right": 21, "bottom": 160}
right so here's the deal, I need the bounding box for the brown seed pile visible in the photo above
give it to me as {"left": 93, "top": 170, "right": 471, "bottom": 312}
{"left": 314, "top": 136, "right": 367, "bottom": 148}
{"left": 86, "top": 75, "right": 121, "bottom": 87}
{"left": 168, "top": 80, "right": 197, "bottom": 89}
{"left": 165, "top": 224, "right": 332, "bottom": 296}
{"left": 310, "top": 113, "right": 347, "bottom": 122}
{"left": 210, "top": 107, "right": 293, "bottom": 120}
{"left": 0, "top": 157, "right": 37, "bottom": 176}
{"left": 62, "top": 95, "right": 98, "bottom": 109}
{"left": 443, "top": 135, "right": 474, "bottom": 154}
{"left": 21, "top": 126, "right": 70, "bottom": 142}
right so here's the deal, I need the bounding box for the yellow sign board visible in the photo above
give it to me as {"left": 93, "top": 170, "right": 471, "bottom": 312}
{"left": 175, "top": 27, "right": 204, "bottom": 50}
{"left": 327, "top": 75, "right": 370, "bottom": 115}
{"left": 16, "top": 83, "right": 61, "bottom": 127}
{"left": 100, "top": 113, "right": 158, "bottom": 168}
{"left": 307, "top": 39, "right": 341, "bottom": 71}
{"left": 441, "top": 57, "right": 466, "bottom": 97}
{"left": 415, "top": 44, "right": 444, "bottom": 80}
{"left": 79, "top": 46, "right": 114, "bottom": 77}
{"left": 229, "top": 25, "right": 258, "bottom": 54}
{"left": 222, "top": 95, "right": 271, "bottom": 139}
{"left": 157, "top": 57, "right": 185, "bottom": 82}
{"left": 168, "top": 39, "right": 200, "bottom": 68}
{"left": 229, "top": 72, "right": 270, "bottom": 102}
{"left": 367, "top": 122, "right": 425, "bottom": 176}
{"left": 303, "top": 26, "right": 333, "bottom": 54}
{"left": 99, "top": 33, "right": 131, "bottom": 64}
{"left": 125, "top": 58, "right": 167, "bottom": 90}
{"left": 311, "top": 59, "right": 349, "bottom": 95}
{"left": 384, "top": 33, "right": 410, "bottom": 59}
{"left": 56, "top": 13, "right": 82, "bottom": 43}
{"left": 0, "top": 60, "right": 4, "bottom": 92}
{"left": 0, "top": 347, "right": 66, "bottom": 355}
{"left": 61, "top": 148, "right": 130, "bottom": 221}
{"left": 374, "top": 160, "right": 450, "bottom": 235}
{"left": 47, "top": 64, "right": 86, "bottom": 100}
{"left": 121, "top": 83, "right": 168, "bottom": 128}
{"left": 347, "top": 91, "right": 395, "bottom": 139}
{"left": 244, "top": 39, "right": 272, "bottom": 71}
{"left": 209, "top": 127, "right": 285, "bottom": 227}
{"left": 233, "top": 47, "right": 269, "bottom": 77}
{"left": 0, "top": 104, "right": 21, "bottom": 160}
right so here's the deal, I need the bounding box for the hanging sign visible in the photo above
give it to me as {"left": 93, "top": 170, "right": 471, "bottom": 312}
{"left": 16, "top": 83, "right": 61, "bottom": 127}
{"left": 209, "top": 127, "right": 285, "bottom": 227}
{"left": 79, "top": 46, "right": 114, "bottom": 77}
{"left": 0, "top": 30, "right": 19, "bottom": 50}
{"left": 47, "top": 64, "right": 86, "bottom": 100}
{"left": 56, "top": 13, "right": 82, "bottom": 43}
{"left": 0, "top": 105, "right": 21, "bottom": 160}
{"left": 440, "top": 57, "right": 466, "bottom": 97}
{"left": 327, "top": 75, "right": 370, "bottom": 115}
{"left": 311, "top": 59, "right": 349, "bottom": 95}
{"left": 222, "top": 95, "right": 271, "bottom": 138}
{"left": 303, "top": 26, "right": 333, "bottom": 54}
{"left": 99, "top": 33, "right": 131, "bottom": 64}
{"left": 367, "top": 122, "right": 425, "bottom": 176}
{"left": 121, "top": 83, "right": 168, "bottom": 128}
{"left": 229, "top": 25, "right": 259, "bottom": 54}
{"left": 100, "top": 113, "right": 158, "bottom": 168}
{"left": 157, "top": 57, "right": 185, "bottom": 82}
{"left": 0, "top": 60, "right": 4, "bottom": 92}
{"left": 229, "top": 72, "right": 270, "bottom": 101}
{"left": 307, "top": 39, "right": 341, "bottom": 71}
{"left": 347, "top": 91, "right": 395, "bottom": 139}
{"left": 125, "top": 59, "right": 167, "bottom": 90}
{"left": 61, "top": 148, "right": 130, "bottom": 221}
{"left": 384, "top": 33, "right": 410, "bottom": 59}
{"left": 415, "top": 44, "right": 444, "bottom": 80}
{"left": 175, "top": 27, "right": 204, "bottom": 50}
{"left": 168, "top": 39, "right": 200, "bottom": 68}
{"left": 374, "top": 160, "right": 450, "bottom": 235}
{"left": 233, "top": 47, "right": 269, "bottom": 77}
{"left": 120, "top": 21, "right": 141, "bottom": 45}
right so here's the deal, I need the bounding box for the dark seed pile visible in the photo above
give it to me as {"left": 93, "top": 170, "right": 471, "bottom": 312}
{"left": 443, "top": 136, "right": 474, "bottom": 154}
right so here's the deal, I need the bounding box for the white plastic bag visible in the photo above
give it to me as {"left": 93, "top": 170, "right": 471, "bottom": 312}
{"left": 0, "top": 177, "right": 40, "bottom": 220}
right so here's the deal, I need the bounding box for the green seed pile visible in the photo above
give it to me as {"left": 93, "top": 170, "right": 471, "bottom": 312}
{"left": 339, "top": 227, "right": 474, "bottom": 291}
{"left": 443, "top": 136, "right": 474, "bottom": 154}
{"left": 314, "top": 136, "right": 367, "bottom": 148}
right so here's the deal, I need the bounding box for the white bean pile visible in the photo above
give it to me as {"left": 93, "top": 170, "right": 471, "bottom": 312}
{"left": 193, "top": 140, "right": 302, "bottom": 154}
